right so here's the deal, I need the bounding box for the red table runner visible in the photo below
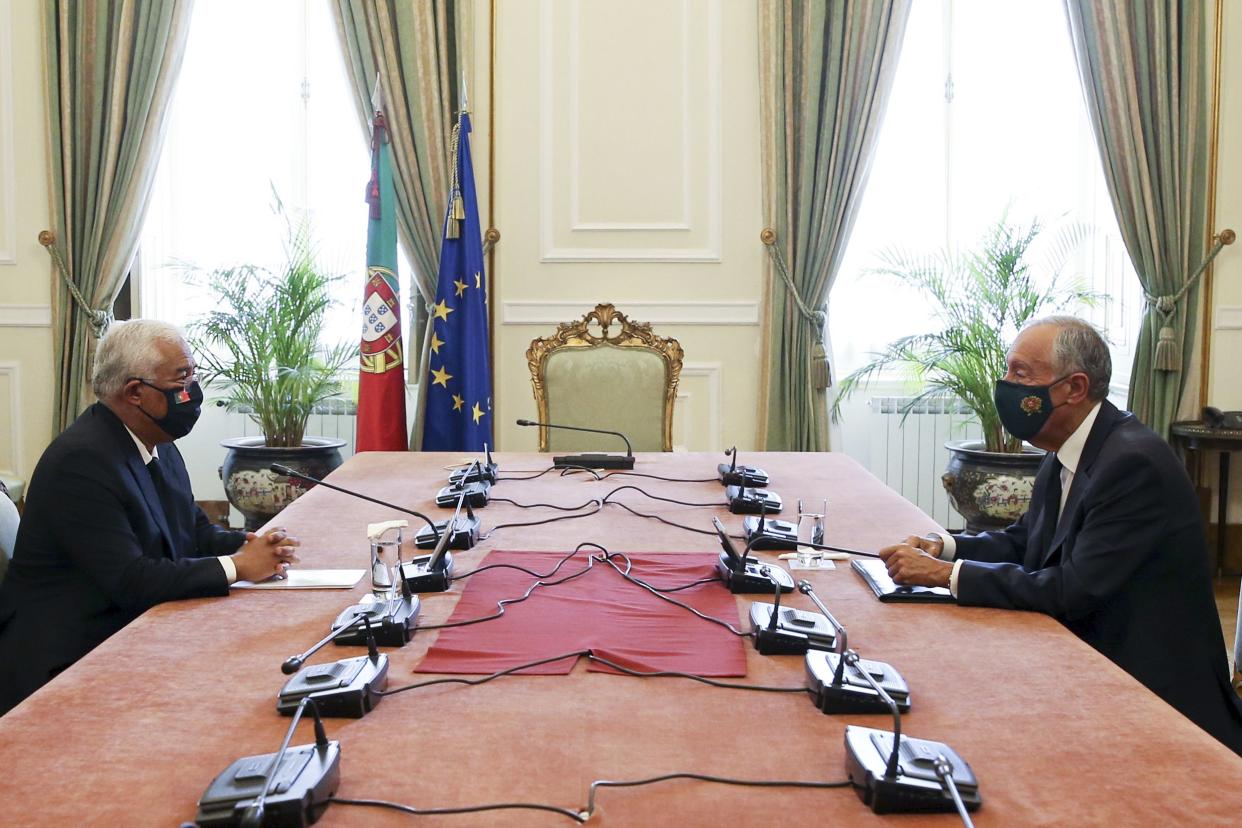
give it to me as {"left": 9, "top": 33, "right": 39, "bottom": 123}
{"left": 416, "top": 550, "right": 748, "bottom": 676}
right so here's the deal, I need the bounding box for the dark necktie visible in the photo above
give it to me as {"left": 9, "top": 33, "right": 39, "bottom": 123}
{"left": 1036, "top": 455, "right": 1063, "bottom": 558}
{"left": 147, "top": 458, "right": 183, "bottom": 557}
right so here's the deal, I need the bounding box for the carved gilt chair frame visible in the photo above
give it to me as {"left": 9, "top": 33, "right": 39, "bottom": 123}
{"left": 525, "top": 303, "right": 684, "bottom": 452}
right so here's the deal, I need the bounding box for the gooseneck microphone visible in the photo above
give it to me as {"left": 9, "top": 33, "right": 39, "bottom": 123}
{"left": 843, "top": 649, "right": 903, "bottom": 779}
{"left": 515, "top": 418, "right": 635, "bottom": 469}
{"left": 270, "top": 463, "right": 440, "bottom": 540}
{"left": 238, "top": 696, "right": 332, "bottom": 827}
{"left": 281, "top": 609, "right": 376, "bottom": 675}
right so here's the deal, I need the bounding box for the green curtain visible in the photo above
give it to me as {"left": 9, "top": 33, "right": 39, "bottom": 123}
{"left": 1063, "top": 0, "right": 1211, "bottom": 439}
{"left": 758, "top": 0, "right": 911, "bottom": 451}
{"left": 44, "top": 0, "right": 195, "bottom": 432}
{"left": 332, "top": 0, "right": 470, "bottom": 446}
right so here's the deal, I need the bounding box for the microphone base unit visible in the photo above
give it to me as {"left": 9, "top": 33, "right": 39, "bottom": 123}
{"left": 748, "top": 602, "right": 836, "bottom": 655}
{"left": 449, "top": 462, "right": 498, "bottom": 485}
{"left": 414, "top": 517, "right": 481, "bottom": 550}
{"left": 742, "top": 516, "right": 800, "bottom": 550}
{"left": 397, "top": 552, "right": 454, "bottom": 593}
{"left": 726, "top": 485, "right": 783, "bottom": 515}
{"left": 553, "top": 453, "right": 635, "bottom": 470}
{"left": 436, "top": 482, "right": 490, "bottom": 508}
{"left": 715, "top": 554, "right": 795, "bottom": 594}
{"left": 717, "top": 463, "right": 769, "bottom": 487}
{"left": 806, "top": 650, "right": 911, "bottom": 713}
{"left": 195, "top": 740, "right": 340, "bottom": 828}
{"left": 330, "top": 596, "right": 421, "bottom": 647}
{"left": 844, "top": 726, "right": 981, "bottom": 815}
{"left": 276, "top": 653, "right": 389, "bottom": 718}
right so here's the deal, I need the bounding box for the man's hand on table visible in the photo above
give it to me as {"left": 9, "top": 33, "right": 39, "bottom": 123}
{"left": 878, "top": 534, "right": 952, "bottom": 589}
{"left": 231, "top": 527, "right": 301, "bottom": 582}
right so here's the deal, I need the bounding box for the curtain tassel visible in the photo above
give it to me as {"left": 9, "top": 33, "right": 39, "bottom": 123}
{"left": 1153, "top": 323, "right": 1181, "bottom": 372}
{"left": 811, "top": 340, "right": 831, "bottom": 390}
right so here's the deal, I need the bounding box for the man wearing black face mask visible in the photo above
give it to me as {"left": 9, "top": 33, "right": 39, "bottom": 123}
{"left": 878, "top": 316, "right": 1242, "bottom": 755}
{"left": 0, "top": 320, "right": 301, "bottom": 715}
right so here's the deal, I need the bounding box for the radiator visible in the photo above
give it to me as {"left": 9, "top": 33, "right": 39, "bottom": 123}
{"left": 224, "top": 398, "right": 359, "bottom": 456}
{"left": 865, "top": 395, "right": 981, "bottom": 531}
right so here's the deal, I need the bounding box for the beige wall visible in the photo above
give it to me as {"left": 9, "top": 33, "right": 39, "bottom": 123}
{"left": 0, "top": 0, "right": 54, "bottom": 486}
{"left": 1210, "top": 1, "right": 1242, "bottom": 408}
{"left": 1, "top": 0, "right": 1240, "bottom": 483}
{"left": 479, "top": 0, "right": 764, "bottom": 452}
{"left": 1208, "top": 1, "right": 1242, "bottom": 517}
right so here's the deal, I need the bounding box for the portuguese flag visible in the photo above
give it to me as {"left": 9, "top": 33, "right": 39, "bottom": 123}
{"left": 355, "top": 109, "right": 408, "bottom": 451}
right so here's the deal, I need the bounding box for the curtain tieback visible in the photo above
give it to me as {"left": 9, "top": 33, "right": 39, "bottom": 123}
{"left": 38, "top": 230, "right": 114, "bottom": 338}
{"left": 761, "top": 227, "right": 830, "bottom": 390}
{"left": 1144, "top": 228, "right": 1235, "bottom": 373}
{"left": 482, "top": 227, "right": 500, "bottom": 257}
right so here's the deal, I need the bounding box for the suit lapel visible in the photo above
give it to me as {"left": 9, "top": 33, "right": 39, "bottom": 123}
{"left": 94, "top": 403, "right": 178, "bottom": 557}
{"left": 1041, "top": 401, "right": 1123, "bottom": 567}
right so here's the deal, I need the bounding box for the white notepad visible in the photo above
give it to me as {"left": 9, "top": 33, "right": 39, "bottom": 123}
{"left": 232, "top": 569, "right": 365, "bottom": 590}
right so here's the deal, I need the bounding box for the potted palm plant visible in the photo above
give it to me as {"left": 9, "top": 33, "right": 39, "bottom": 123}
{"left": 189, "top": 211, "right": 357, "bottom": 530}
{"left": 833, "top": 217, "right": 1095, "bottom": 532}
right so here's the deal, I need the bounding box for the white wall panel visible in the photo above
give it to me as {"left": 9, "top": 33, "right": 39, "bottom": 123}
{"left": 539, "top": 0, "right": 721, "bottom": 261}
{"left": 0, "top": 0, "right": 17, "bottom": 265}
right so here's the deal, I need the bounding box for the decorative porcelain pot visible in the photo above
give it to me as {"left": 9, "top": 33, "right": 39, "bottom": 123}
{"left": 941, "top": 440, "right": 1045, "bottom": 534}
{"left": 219, "top": 437, "right": 346, "bottom": 531}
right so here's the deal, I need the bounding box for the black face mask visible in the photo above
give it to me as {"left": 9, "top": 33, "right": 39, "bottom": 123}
{"left": 136, "top": 379, "right": 203, "bottom": 440}
{"left": 993, "top": 374, "right": 1072, "bottom": 441}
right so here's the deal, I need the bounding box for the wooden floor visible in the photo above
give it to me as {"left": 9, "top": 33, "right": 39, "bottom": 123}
{"left": 1215, "top": 574, "right": 1240, "bottom": 680}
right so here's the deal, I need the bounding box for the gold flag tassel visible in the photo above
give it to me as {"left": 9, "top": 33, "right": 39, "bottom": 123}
{"left": 445, "top": 120, "right": 463, "bottom": 239}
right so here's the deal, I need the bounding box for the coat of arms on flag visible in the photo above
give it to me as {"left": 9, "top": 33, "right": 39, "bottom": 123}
{"left": 360, "top": 266, "right": 403, "bottom": 373}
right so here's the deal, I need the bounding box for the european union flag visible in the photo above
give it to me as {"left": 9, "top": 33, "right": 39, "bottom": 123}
{"left": 421, "top": 111, "right": 492, "bottom": 451}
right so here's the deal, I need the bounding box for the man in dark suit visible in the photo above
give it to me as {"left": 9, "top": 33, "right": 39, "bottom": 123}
{"left": 880, "top": 316, "right": 1242, "bottom": 756}
{"left": 0, "top": 320, "right": 300, "bottom": 715}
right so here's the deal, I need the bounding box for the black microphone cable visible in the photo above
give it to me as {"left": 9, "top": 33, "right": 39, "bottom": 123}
{"left": 412, "top": 549, "right": 600, "bottom": 631}
{"left": 490, "top": 495, "right": 601, "bottom": 512}
{"left": 600, "top": 470, "right": 718, "bottom": 483}
{"left": 602, "top": 484, "right": 724, "bottom": 508}
{"left": 605, "top": 499, "right": 719, "bottom": 537}
{"left": 380, "top": 650, "right": 590, "bottom": 697}
{"left": 494, "top": 464, "right": 604, "bottom": 482}
{"left": 587, "top": 546, "right": 750, "bottom": 638}
{"left": 478, "top": 498, "right": 603, "bottom": 541}
{"left": 450, "top": 546, "right": 583, "bottom": 581}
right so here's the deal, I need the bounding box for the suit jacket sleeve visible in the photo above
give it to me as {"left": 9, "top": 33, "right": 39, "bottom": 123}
{"left": 955, "top": 451, "right": 1167, "bottom": 620}
{"left": 50, "top": 459, "right": 229, "bottom": 615}
{"left": 193, "top": 504, "right": 247, "bottom": 557}
{"left": 163, "top": 442, "right": 246, "bottom": 558}
{"left": 951, "top": 507, "right": 1032, "bottom": 564}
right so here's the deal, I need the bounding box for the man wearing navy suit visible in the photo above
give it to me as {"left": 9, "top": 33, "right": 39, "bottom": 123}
{"left": 881, "top": 316, "right": 1242, "bottom": 756}
{"left": 0, "top": 320, "right": 300, "bottom": 715}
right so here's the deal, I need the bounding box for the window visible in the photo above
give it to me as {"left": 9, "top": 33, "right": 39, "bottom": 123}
{"left": 137, "top": 0, "right": 417, "bottom": 374}
{"left": 829, "top": 0, "right": 1142, "bottom": 402}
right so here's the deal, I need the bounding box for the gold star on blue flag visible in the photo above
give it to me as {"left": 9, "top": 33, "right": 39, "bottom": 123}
{"left": 422, "top": 110, "right": 492, "bottom": 451}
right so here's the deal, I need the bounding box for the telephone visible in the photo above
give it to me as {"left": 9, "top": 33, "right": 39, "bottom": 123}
{"left": 1203, "top": 406, "right": 1242, "bottom": 429}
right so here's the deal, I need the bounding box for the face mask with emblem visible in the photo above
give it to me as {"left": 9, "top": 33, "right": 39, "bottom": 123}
{"left": 136, "top": 379, "right": 204, "bottom": 440}
{"left": 992, "top": 375, "right": 1072, "bottom": 441}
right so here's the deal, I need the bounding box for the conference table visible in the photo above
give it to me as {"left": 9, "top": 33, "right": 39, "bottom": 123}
{"left": 0, "top": 452, "right": 1238, "bottom": 826}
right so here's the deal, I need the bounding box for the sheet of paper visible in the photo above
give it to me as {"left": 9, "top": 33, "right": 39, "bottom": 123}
{"left": 232, "top": 569, "right": 365, "bottom": 590}
{"left": 789, "top": 558, "right": 836, "bottom": 571}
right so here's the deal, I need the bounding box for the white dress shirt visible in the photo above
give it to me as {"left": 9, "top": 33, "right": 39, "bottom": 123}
{"left": 936, "top": 402, "right": 1103, "bottom": 597}
{"left": 124, "top": 425, "right": 237, "bottom": 583}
